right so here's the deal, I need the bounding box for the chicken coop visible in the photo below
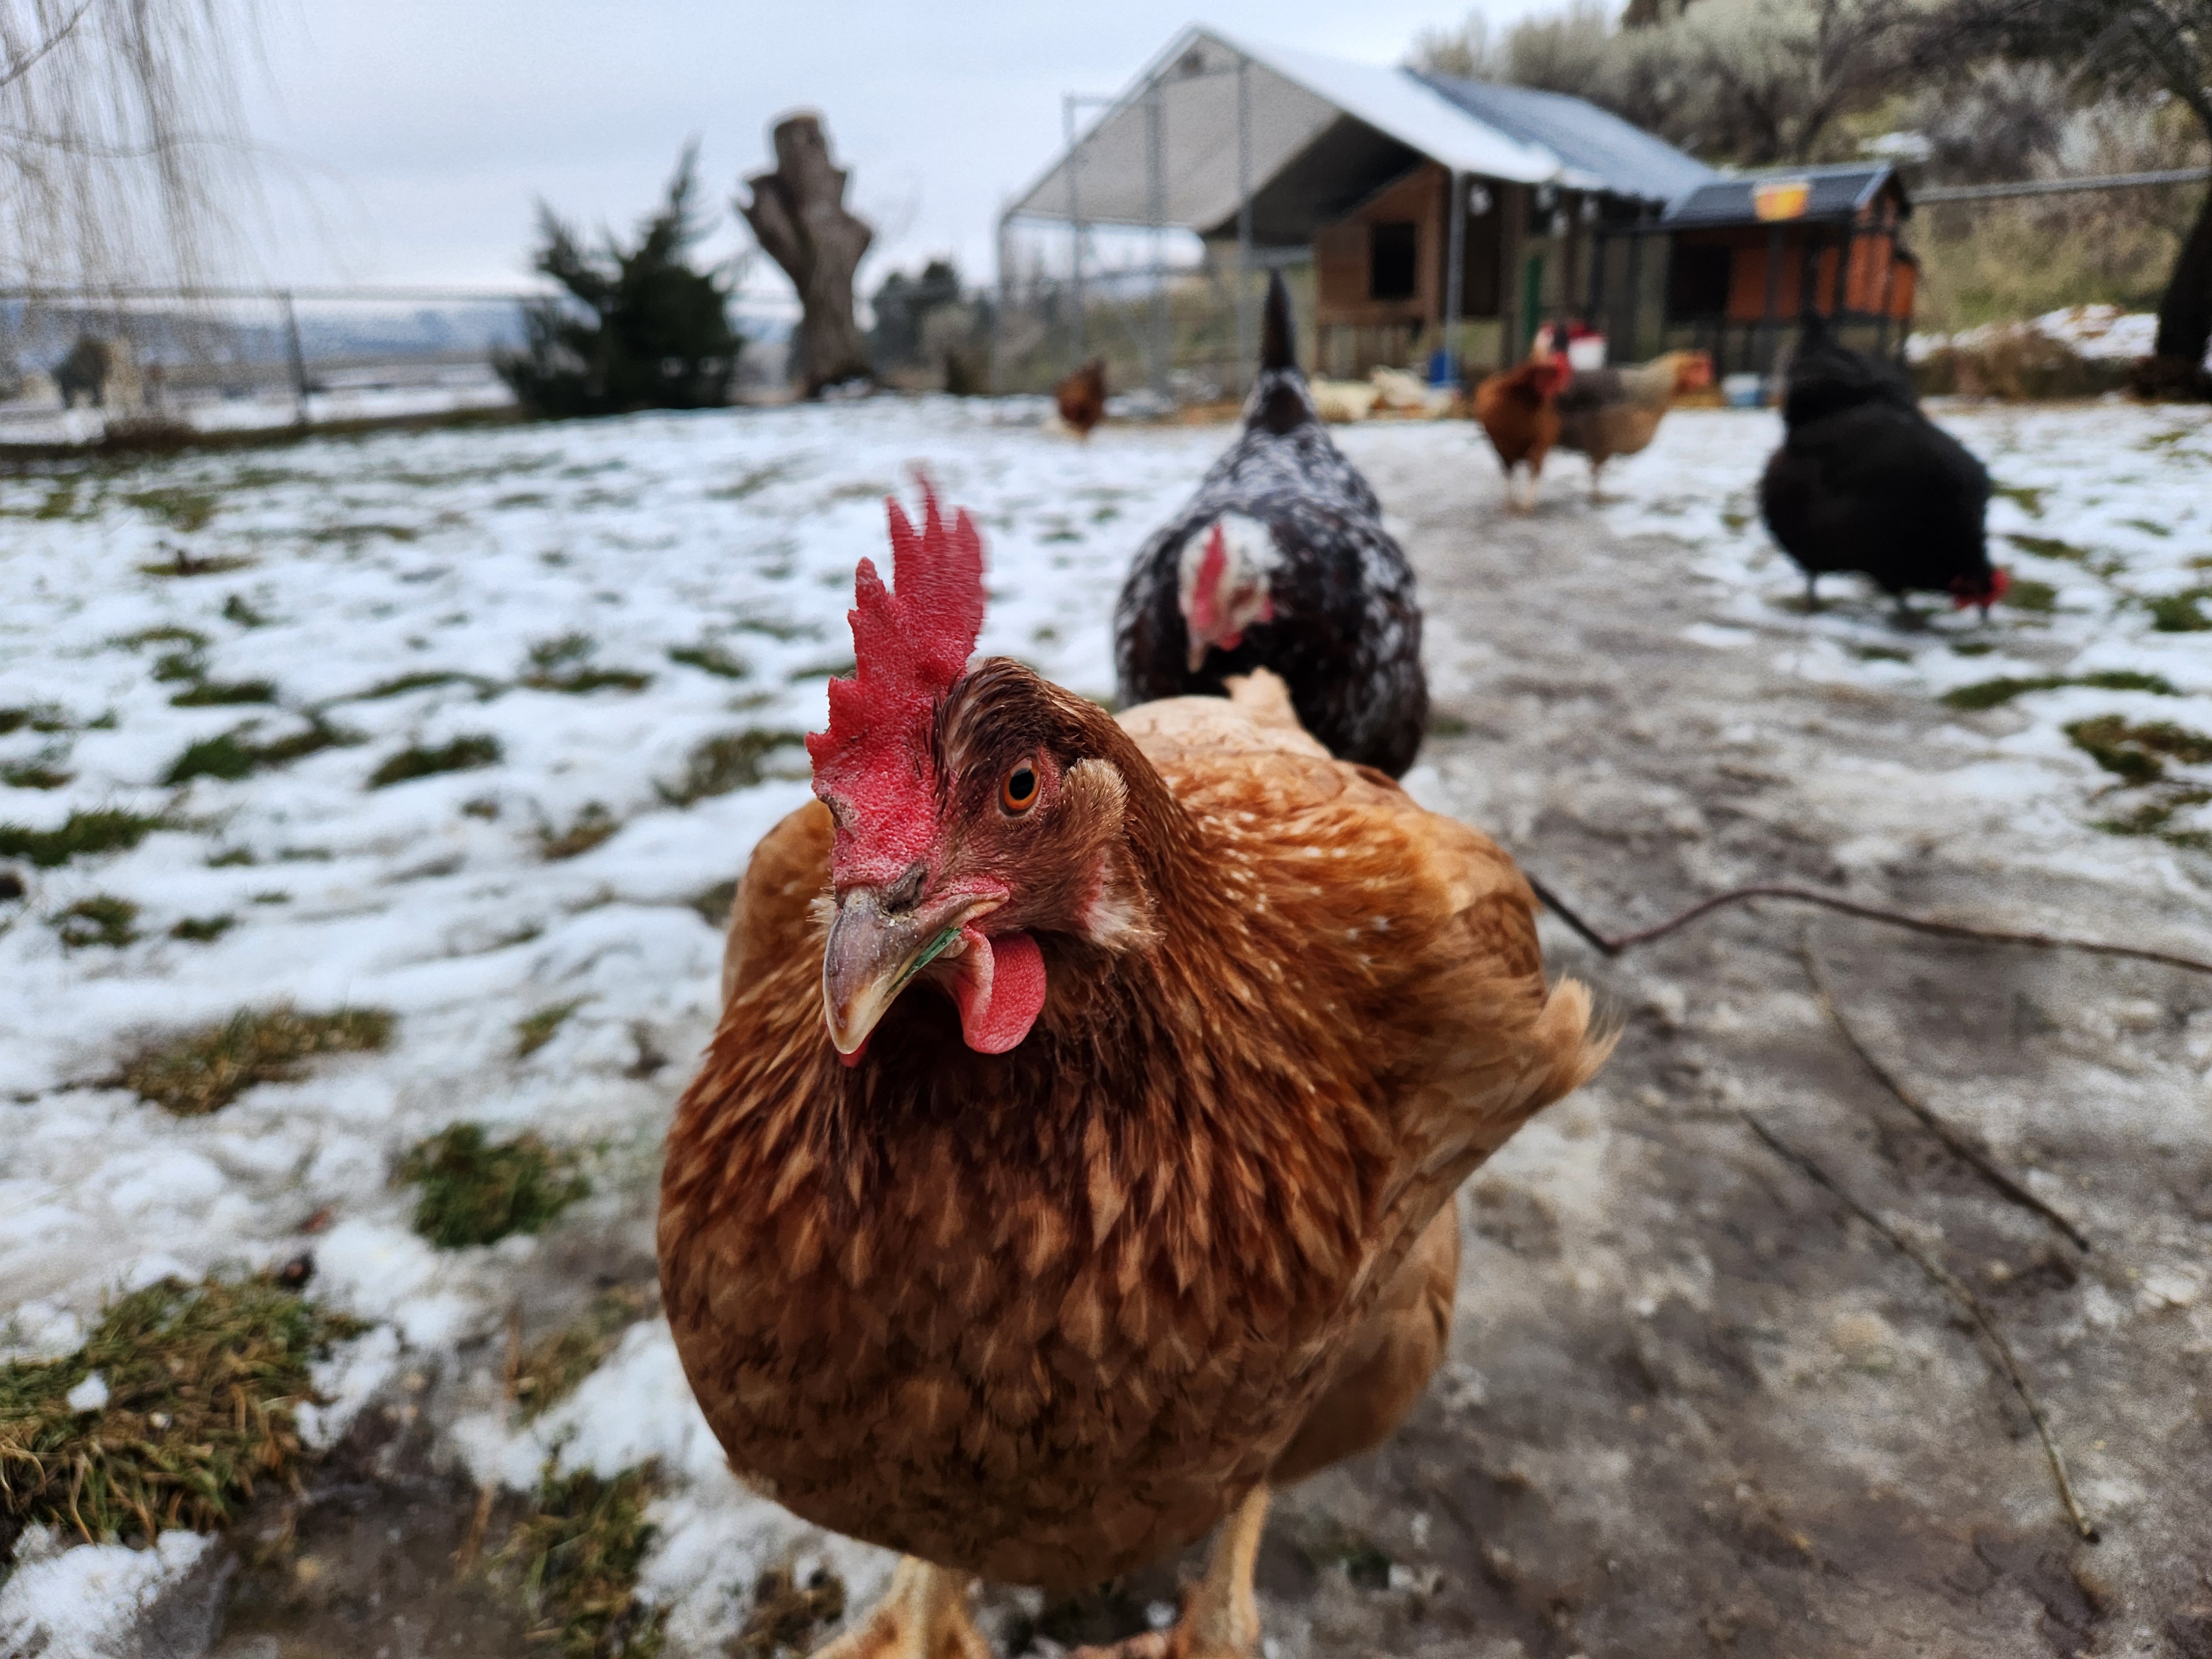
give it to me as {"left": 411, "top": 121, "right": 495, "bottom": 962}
{"left": 995, "top": 27, "right": 1714, "bottom": 393}
{"left": 1587, "top": 164, "right": 1919, "bottom": 380}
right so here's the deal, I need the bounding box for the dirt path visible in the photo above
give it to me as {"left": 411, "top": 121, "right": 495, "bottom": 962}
{"left": 1238, "top": 434, "right": 2212, "bottom": 1659}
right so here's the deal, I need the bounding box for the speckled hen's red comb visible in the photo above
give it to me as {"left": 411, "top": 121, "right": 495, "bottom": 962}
{"left": 807, "top": 484, "right": 985, "bottom": 884}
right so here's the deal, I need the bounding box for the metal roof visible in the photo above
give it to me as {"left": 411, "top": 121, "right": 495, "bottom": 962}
{"left": 1410, "top": 71, "right": 1716, "bottom": 205}
{"left": 1663, "top": 164, "right": 1903, "bottom": 227}
{"left": 1005, "top": 25, "right": 1711, "bottom": 231}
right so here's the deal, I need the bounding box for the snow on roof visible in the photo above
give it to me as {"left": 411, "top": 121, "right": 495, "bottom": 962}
{"left": 1005, "top": 25, "right": 1709, "bottom": 231}
{"left": 1411, "top": 71, "right": 1717, "bottom": 205}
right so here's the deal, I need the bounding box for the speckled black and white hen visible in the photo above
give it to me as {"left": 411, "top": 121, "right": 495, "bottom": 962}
{"left": 1113, "top": 273, "right": 1430, "bottom": 778}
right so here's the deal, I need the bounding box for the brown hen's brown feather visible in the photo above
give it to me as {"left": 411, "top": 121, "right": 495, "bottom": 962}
{"left": 660, "top": 667, "right": 1608, "bottom": 1592}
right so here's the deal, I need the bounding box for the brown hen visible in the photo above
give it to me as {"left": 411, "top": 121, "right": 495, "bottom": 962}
{"left": 1472, "top": 349, "right": 1572, "bottom": 513}
{"left": 659, "top": 488, "right": 1609, "bottom": 1658}
{"left": 1056, "top": 357, "right": 1107, "bottom": 439}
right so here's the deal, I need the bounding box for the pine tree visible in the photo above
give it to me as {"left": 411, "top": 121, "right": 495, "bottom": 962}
{"left": 498, "top": 144, "right": 740, "bottom": 418}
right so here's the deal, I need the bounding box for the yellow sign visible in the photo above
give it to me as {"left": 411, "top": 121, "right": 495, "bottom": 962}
{"left": 1754, "top": 179, "right": 1812, "bottom": 221}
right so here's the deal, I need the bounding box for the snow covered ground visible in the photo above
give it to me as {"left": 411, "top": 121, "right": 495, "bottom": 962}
{"left": 2, "top": 392, "right": 2208, "bottom": 1651}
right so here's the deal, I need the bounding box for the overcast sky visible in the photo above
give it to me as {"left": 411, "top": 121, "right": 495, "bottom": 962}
{"left": 237, "top": 2, "right": 1549, "bottom": 306}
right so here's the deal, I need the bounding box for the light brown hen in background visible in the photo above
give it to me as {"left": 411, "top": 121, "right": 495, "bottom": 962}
{"left": 1553, "top": 348, "right": 1714, "bottom": 502}
{"left": 659, "top": 489, "right": 1610, "bottom": 1658}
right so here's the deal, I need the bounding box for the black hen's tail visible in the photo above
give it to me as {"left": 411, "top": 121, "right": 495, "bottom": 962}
{"left": 1261, "top": 272, "right": 1295, "bottom": 372}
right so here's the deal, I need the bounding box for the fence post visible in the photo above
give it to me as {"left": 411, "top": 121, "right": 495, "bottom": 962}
{"left": 280, "top": 289, "right": 310, "bottom": 427}
{"left": 1235, "top": 53, "right": 1254, "bottom": 394}
{"left": 1444, "top": 170, "right": 1466, "bottom": 385}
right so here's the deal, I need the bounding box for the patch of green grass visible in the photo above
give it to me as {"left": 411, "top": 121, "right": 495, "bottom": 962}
{"left": 666, "top": 643, "right": 752, "bottom": 680}
{"left": 151, "top": 648, "right": 206, "bottom": 684}
{"left": 733, "top": 616, "right": 819, "bottom": 643}
{"left": 2093, "top": 789, "right": 2212, "bottom": 851}
{"left": 2122, "top": 518, "right": 2171, "bottom": 538}
{"left": 0, "top": 1273, "right": 362, "bottom": 1544}
{"left": 346, "top": 669, "right": 498, "bottom": 701}
{"left": 540, "top": 805, "right": 619, "bottom": 861}
{"left": 399, "top": 1124, "right": 588, "bottom": 1249}
{"left": 2147, "top": 589, "right": 2212, "bottom": 633}
{"left": 521, "top": 635, "right": 649, "bottom": 695}
{"left": 1991, "top": 483, "right": 2044, "bottom": 517}
{"left": 123, "top": 486, "right": 221, "bottom": 533}
{"left": 495, "top": 492, "right": 552, "bottom": 509}
{"left": 515, "top": 1000, "right": 584, "bottom": 1059}
{"left": 137, "top": 546, "right": 254, "bottom": 578}
{"left": 509, "top": 1287, "right": 655, "bottom": 1423}
{"left": 2002, "top": 577, "right": 2059, "bottom": 613}
{"left": 2, "top": 760, "right": 73, "bottom": 790}
{"left": 112, "top": 625, "right": 210, "bottom": 651}
{"left": 169, "top": 914, "right": 234, "bottom": 943}
{"left": 1427, "top": 712, "right": 1470, "bottom": 737}
{"left": 367, "top": 734, "right": 502, "bottom": 789}
{"left": 1941, "top": 670, "right": 2178, "bottom": 711}
{"left": 1851, "top": 644, "right": 1913, "bottom": 662}
{"left": 304, "top": 521, "right": 420, "bottom": 546}
{"left": 493, "top": 1465, "right": 666, "bottom": 1659}
{"left": 707, "top": 463, "right": 792, "bottom": 501}
{"left": 170, "top": 678, "right": 277, "bottom": 707}
{"left": 658, "top": 730, "right": 806, "bottom": 807}
{"left": 732, "top": 1564, "right": 848, "bottom": 1659}
{"left": 2065, "top": 714, "right": 2212, "bottom": 787}
{"left": 0, "top": 809, "right": 169, "bottom": 868}
{"left": 121, "top": 1004, "right": 395, "bottom": 1116}
{"left": 164, "top": 719, "right": 358, "bottom": 785}
{"left": 0, "top": 705, "right": 74, "bottom": 735}
{"left": 30, "top": 478, "right": 84, "bottom": 520}
{"left": 1952, "top": 640, "right": 1996, "bottom": 656}
{"left": 222, "top": 592, "right": 270, "bottom": 628}
{"left": 53, "top": 895, "right": 139, "bottom": 949}
{"left": 783, "top": 657, "right": 856, "bottom": 684}
{"left": 206, "top": 847, "right": 257, "bottom": 867}
{"left": 2005, "top": 533, "right": 2087, "bottom": 563}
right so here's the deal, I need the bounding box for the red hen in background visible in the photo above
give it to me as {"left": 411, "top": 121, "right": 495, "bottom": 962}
{"left": 1473, "top": 346, "right": 1572, "bottom": 513}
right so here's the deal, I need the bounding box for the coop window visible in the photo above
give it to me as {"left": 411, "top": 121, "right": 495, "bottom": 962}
{"left": 1666, "top": 243, "right": 1733, "bottom": 319}
{"left": 1369, "top": 222, "right": 1418, "bottom": 301}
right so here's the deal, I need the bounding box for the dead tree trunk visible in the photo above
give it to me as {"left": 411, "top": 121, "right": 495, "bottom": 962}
{"left": 740, "top": 113, "right": 874, "bottom": 397}
{"left": 2138, "top": 180, "right": 2212, "bottom": 401}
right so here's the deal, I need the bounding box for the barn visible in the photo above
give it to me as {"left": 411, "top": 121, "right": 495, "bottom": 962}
{"left": 999, "top": 28, "right": 1919, "bottom": 387}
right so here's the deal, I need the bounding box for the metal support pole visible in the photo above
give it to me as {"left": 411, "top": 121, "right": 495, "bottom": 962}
{"left": 1145, "top": 80, "right": 1168, "bottom": 400}
{"left": 1757, "top": 223, "right": 1785, "bottom": 385}
{"left": 1623, "top": 217, "right": 1645, "bottom": 361}
{"left": 280, "top": 289, "right": 310, "bottom": 426}
{"left": 1235, "top": 54, "right": 1254, "bottom": 391}
{"left": 1833, "top": 221, "right": 1854, "bottom": 319}
{"left": 991, "top": 210, "right": 1011, "bottom": 394}
{"left": 1587, "top": 225, "right": 1608, "bottom": 335}
{"left": 1063, "top": 95, "right": 1086, "bottom": 361}
{"left": 1443, "top": 169, "right": 1466, "bottom": 384}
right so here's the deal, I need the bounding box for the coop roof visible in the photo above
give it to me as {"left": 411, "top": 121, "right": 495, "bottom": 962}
{"left": 1663, "top": 164, "right": 1906, "bottom": 227}
{"left": 1409, "top": 72, "right": 1718, "bottom": 205}
{"left": 1004, "top": 26, "right": 1712, "bottom": 239}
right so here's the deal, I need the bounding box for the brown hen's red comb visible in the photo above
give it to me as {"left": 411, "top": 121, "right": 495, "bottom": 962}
{"left": 807, "top": 485, "right": 985, "bottom": 884}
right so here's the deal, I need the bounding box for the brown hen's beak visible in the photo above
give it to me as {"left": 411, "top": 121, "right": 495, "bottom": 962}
{"left": 821, "top": 886, "right": 999, "bottom": 1055}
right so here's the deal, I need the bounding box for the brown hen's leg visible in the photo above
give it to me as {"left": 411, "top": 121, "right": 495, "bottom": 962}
{"left": 812, "top": 1557, "right": 989, "bottom": 1659}
{"left": 1072, "top": 1485, "right": 1271, "bottom": 1659}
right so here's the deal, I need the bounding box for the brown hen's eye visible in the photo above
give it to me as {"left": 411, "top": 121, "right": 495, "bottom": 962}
{"left": 1001, "top": 764, "right": 1039, "bottom": 815}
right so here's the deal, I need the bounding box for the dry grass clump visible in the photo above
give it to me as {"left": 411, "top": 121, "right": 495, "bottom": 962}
{"left": 494, "top": 1464, "right": 667, "bottom": 1659}
{"left": 658, "top": 730, "right": 805, "bottom": 807}
{"left": 368, "top": 733, "right": 503, "bottom": 789}
{"left": 509, "top": 1286, "right": 656, "bottom": 1423}
{"left": 731, "top": 1564, "right": 848, "bottom": 1658}
{"left": 400, "top": 1125, "right": 589, "bottom": 1249}
{"left": 0, "top": 1274, "right": 362, "bottom": 1545}
{"left": 540, "top": 805, "right": 619, "bottom": 861}
{"left": 122, "top": 1004, "right": 395, "bottom": 1116}
{"left": 0, "top": 809, "right": 169, "bottom": 868}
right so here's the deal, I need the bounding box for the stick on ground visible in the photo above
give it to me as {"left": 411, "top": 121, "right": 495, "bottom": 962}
{"left": 1525, "top": 874, "right": 2212, "bottom": 978}
{"left": 1798, "top": 938, "right": 2091, "bottom": 1253}
{"left": 1740, "top": 1111, "right": 2099, "bottom": 1543}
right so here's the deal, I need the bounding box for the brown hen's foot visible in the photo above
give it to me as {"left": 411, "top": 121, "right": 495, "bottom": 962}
{"left": 812, "top": 1557, "right": 989, "bottom": 1659}
{"left": 1070, "top": 1485, "right": 1271, "bottom": 1659}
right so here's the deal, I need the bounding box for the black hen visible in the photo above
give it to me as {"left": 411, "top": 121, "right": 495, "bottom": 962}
{"left": 1113, "top": 273, "right": 1428, "bottom": 776}
{"left": 1761, "top": 314, "right": 2006, "bottom": 619}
